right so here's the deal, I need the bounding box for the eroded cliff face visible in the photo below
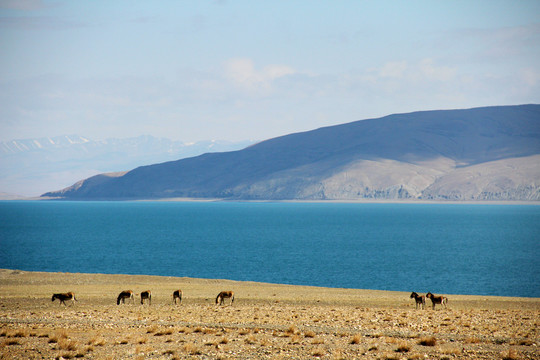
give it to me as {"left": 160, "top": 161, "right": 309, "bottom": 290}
{"left": 220, "top": 156, "right": 539, "bottom": 201}
{"left": 43, "top": 105, "right": 540, "bottom": 201}
{"left": 419, "top": 155, "right": 540, "bottom": 201}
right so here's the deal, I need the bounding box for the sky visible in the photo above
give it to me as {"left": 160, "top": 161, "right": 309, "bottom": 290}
{"left": 1, "top": 0, "right": 539, "bottom": 143}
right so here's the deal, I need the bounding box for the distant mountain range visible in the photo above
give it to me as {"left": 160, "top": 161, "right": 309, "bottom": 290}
{"left": 0, "top": 135, "right": 255, "bottom": 197}
{"left": 43, "top": 105, "right": 540, "bottom": 201}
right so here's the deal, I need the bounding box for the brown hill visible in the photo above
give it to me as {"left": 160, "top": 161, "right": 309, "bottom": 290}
{"left": 43, "top": 105, "right": 540, "bottom": 201}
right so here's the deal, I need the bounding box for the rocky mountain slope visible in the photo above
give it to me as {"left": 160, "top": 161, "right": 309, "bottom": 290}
{"left": 43, "top": 105, "right": 540, "bottom": 201}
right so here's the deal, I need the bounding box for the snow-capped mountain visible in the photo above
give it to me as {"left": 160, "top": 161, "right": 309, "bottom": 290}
{"left": 0, "top": 135, "right": 256, "bottom": 197}
{"left": 0, "top": 135, "right": 92, "bottom": 154}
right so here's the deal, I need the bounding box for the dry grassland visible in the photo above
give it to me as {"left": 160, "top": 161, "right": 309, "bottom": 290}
{"left": 0, "top": 269, "right": 538, "bottom": 359}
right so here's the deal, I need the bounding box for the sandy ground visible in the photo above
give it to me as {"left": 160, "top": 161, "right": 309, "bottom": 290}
{"left": 0, "top": 269, "right": 538, "bottom": 359}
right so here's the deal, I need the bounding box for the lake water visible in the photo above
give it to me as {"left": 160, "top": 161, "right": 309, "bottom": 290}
{"left": 1, "top": 201, "right": 539, "bottom": 297}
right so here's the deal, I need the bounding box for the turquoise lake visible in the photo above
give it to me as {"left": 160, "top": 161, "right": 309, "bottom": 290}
{"left": 1, "top": 201, "right": 538, "bottom": 297}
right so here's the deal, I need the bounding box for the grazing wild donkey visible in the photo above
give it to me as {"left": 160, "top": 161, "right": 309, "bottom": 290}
{"left": 140, "top": 290, "right": 151, "bottom": 305}
{"left": 117, "top": 290, "right": 135, "bottom": 305}
{"left": 172, "top": 289, "right": 183, "bottom": 305}
{"left": 216, "top": 291, "right": 234, "bottom": 305}
{"left": 52, "top": 292, "right": 77, "bottom": 306}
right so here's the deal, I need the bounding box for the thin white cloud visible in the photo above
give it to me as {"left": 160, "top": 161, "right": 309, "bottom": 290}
{"left": 224, "top": 58, "right": 296, "bottom": 90}
{"left": 378, "top": 61, "right": 408, "bottom": 78}
{"left": 368, "top": 59, "right": 457, "bottom": 84}
{"left": 520, "top": 68, "right": 540, "bottom": 88}
{"left": 419, "top": 58, "right": 457, "bottom": 82}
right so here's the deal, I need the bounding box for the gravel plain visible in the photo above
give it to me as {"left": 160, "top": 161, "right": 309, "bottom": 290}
{"left": 1, "top": 269, "right": 538, "bottom": 359}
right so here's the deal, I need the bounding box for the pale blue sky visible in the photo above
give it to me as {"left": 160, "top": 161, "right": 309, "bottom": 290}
{"left": 1, "top": 0, "right": 539, "bottom": 142}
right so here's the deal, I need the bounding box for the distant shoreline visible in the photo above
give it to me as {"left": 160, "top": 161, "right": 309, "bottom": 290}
{"left": 2, "top": 268, "right": 539, "bottom": 300}
{"left": 4, "top": 196, "right": 540, "bottom": 205}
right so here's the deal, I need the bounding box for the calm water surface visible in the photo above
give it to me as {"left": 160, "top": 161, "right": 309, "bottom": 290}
{"left": 0, "top": 201, "right": 538, "bottom": 297}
